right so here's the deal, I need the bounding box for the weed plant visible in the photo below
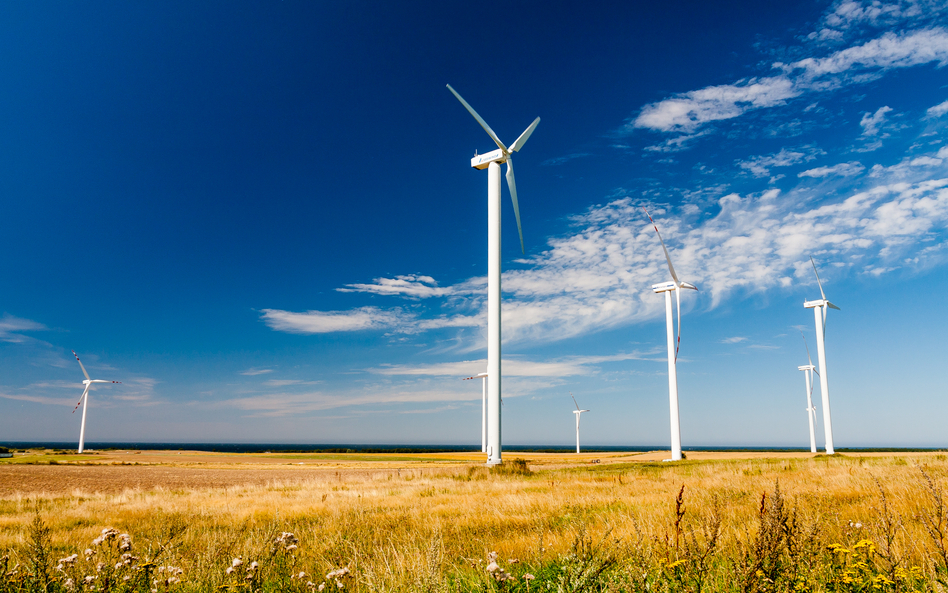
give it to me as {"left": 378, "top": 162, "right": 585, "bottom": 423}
{"left": 0, "top": 455, "right": 945, "bottom": 592}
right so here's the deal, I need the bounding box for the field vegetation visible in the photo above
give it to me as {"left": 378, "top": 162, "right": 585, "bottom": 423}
{"left": 1, "top": 453, "right": 947, "bottom": 592}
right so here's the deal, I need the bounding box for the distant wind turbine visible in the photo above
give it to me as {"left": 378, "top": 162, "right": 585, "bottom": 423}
{"left": 797, "top": 332, "right": 819, "bottom": 453}
{"left": 804, "top": 257, "right": 840, "bottom": 454}
{"left": 643, "top": 207, "right": 697, "bottom": 462}
{"left": 571, "top": 393, "right": 589, "bottom": 454}
{"left": 71, "top": 350, "right": 121, "bottom": 454}
{"left": 447, "top": 83, "right": 540, "bottom": 466}
{"left": 463, "top": 371, "right": 488, "bottom": 453}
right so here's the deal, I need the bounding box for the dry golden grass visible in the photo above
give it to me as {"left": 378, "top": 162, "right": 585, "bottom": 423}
{"left": 2, "top": 451, "right": 947, "bottom": 592}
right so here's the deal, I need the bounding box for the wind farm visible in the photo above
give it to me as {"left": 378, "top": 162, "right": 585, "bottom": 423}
{"left": 3, "top": 1, "right": 948, "bottom": 590}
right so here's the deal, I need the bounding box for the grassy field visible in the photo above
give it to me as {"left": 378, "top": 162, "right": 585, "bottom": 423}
{"left": 1, "top": 450, "right": 947, "bottom": 592}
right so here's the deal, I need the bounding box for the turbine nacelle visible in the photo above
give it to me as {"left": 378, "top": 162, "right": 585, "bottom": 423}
{"left": 804, "top": 298, "right": 840, "bottom": 310}
{"left": 652, "top": 280, "right": 697, "bottom": 293}
{"left": 797, "top": 364, "right": 817, "bottom": 371}
{"left": 472, "top": 149, "right": 507, "bottom": 169}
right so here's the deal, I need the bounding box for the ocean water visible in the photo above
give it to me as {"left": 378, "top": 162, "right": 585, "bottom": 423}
{"left": 0, "top": 442, "right": 893, "bottom": 453}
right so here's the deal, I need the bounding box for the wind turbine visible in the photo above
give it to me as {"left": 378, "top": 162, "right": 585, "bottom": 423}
{"left": 463, "top": 371, "right": 488, "bottom": 453}
{"left": 797, "top": 332, "right": 819, "bottom": 453}
{"left": 447, "top": 84, "right": 540, "bottom": 466}
{"left": 571, "top": 393, "right": 589, "bottom": 454}
{"left": 804, "top": 257, "right": 840, "bottom": 454}
{"left": 643, "top": 207, "right": 697, "bottom": 462}
{"left": 71, "top": 350, "right": 121, "bottom": 454}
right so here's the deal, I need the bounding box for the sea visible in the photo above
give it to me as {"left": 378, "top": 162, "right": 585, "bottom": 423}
{"left": 0, "top": 442, "right": 938, "bottom": 453}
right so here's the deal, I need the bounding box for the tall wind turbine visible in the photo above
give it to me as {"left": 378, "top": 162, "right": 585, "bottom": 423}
{"left": 797, "top": 332, "right": 819, "bottom": 453}
{"left": 804, "top": 257, "right": 840, "bottom": 454}
{"left": 571, "top": 393, "right": 589, "bottom": 454}
{"left": 447, "top": 84, "right": 540, "bottom": 466}
{"left": 463, "top": 371, "right": 488, "bottom": 453}
{"left": 71, "top": 350, "right": 121, "bottom": 454}
{"left": 643, "top": 208, "right": 697, "bottom": 462}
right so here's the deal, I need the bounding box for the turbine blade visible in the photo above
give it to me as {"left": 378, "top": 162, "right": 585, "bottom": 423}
{"left": 675, "top": 285, "right": 682, "bottom": 362}
{"left": 810, "top": 256, "right": 827, "bottom": 301}
{"left": 72, "top": 350, "right": 90, "bottom": 381}
{"left": 571, "top": 393, "right": 580, "bottom": 410}
{"left": 506, "top": 158, "right": 525, "bottom": 254}
{"left": 800, "top": 331, "right": 814, "bottom": 367}
{"left": 446, "top": 84, "right": 508, "bottom": 152}
{"left": 509, "top": 117, "right": 540, "bottom": 152}
{"left": 72, "top": 384, "right": 90, "bottom": 413}
{"left": 642, "top": 207, "right": 681, "bottom": 286}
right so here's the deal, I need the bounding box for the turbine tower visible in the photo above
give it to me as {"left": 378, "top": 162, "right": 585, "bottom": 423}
{"left": 571, "top": 393, "right": 589, "bottom": 454}
{"left": 71, "top": 350, "right": 121, "bottom": 454}
{"left": 643, "top": 208, "right": 697, "bottom": 462}
{"left": 463, "top": 371, "right": 488, "bottom": 453}
{"left": 804, "top": 257, "right": 840, "bottom": 455}
{"left": 447, "top": 84, "right": 540, "bottom": 466}
{"left": 797, "top": 332, "right": 819, "bottom": 453}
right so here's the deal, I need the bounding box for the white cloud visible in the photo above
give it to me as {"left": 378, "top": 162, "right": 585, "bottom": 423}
{"left": 0, "top": 314, "right": 47, "bottom": 343}
{"left": 633, "top": 76, "right": 798, "bottom": 134}
{"left": 798, "top": 162, "right": 866, "bottom": 177}
{"left": 260, "top": 307, "right": 405, "bottom": 333}
{"left": 789, "top": 29, "right": 948, "bottom": 81}
{"left": 241, "top": 368, "right": 273, "bottom": 376}
{"left": 632, "top": 25, "right": 948, "bottom": 140}
{"left": 337, "top": 275, "right": 452, "bottom": 298}
{"left": 263, "top": 379, "right": 321, "bottom": 387}
{"left": 860, "top": 106, "right": 893, "bottom": 136}
{"left": 721, "top": 337, "right": 748, "bottom": 344}
{"left": 369, "top": 352, "right": 654, "bottom": 378}
{"left": 738, "top": 147, "right": 824, "bottom": 178}
{"left": 260, "top": 305, "right": 480, "bottom": 335}
{"left": 927, "top": 99, "right": 948, "bottom": 118}
{"left": 265, "top": 147, "right": 948, "bottom": 346}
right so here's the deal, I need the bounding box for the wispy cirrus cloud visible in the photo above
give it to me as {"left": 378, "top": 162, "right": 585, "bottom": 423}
{"left": 260, "top": 307, "right": 480, "bottom": 335}
{"left": 0, "top": 314, "right": 47, "bottom": 344}
{"left": 737, "top": 147, "right": 825, "bottom": 178}
{"left": 260, "top": 307, "right": 406, "bottom": 334}
{"left": 860, "top": 106, "right": 894, "bottom": 136}
{"left": 336, "top": 275, "right": 453, "bottom": 298}
{"left": 368, "top": 352, "right": 655, "bottom": 378}
{"left": 927, "top": 99, "right": 948, "bottom": 118}
{"left": 628, "top": 13, "right": 948, "bottom": 144}
{"left": 798, "top": 161, "right": 866, "bottom": 177}
{"left": 263, "top": 141, "right": 948, "bottom": 346}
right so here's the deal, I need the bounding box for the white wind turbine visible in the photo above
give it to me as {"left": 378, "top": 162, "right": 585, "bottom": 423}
{"left": 447, "top": 84, "right": 540, "bottom": 466}
{"left": 643, "top": 207, "right": 697, "bottom": 462}
{"left": 463, "top": 371, "right": 489, "bottom": 453}
{"left": 804, "top": 257, "right": 840, "bottom": 455}
{"left": 797, "top": 332, "right": 819, "bottom": 454}
{"left": 571, "top": 393, "right": 589, "bottom": 454}
{"left": 71, "top": 350, "right": 121, "bottom": 454}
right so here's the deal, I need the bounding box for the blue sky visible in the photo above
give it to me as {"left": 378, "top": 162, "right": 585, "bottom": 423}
{"left": 2, "top": 0, "right": 948, "bottom": 447}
